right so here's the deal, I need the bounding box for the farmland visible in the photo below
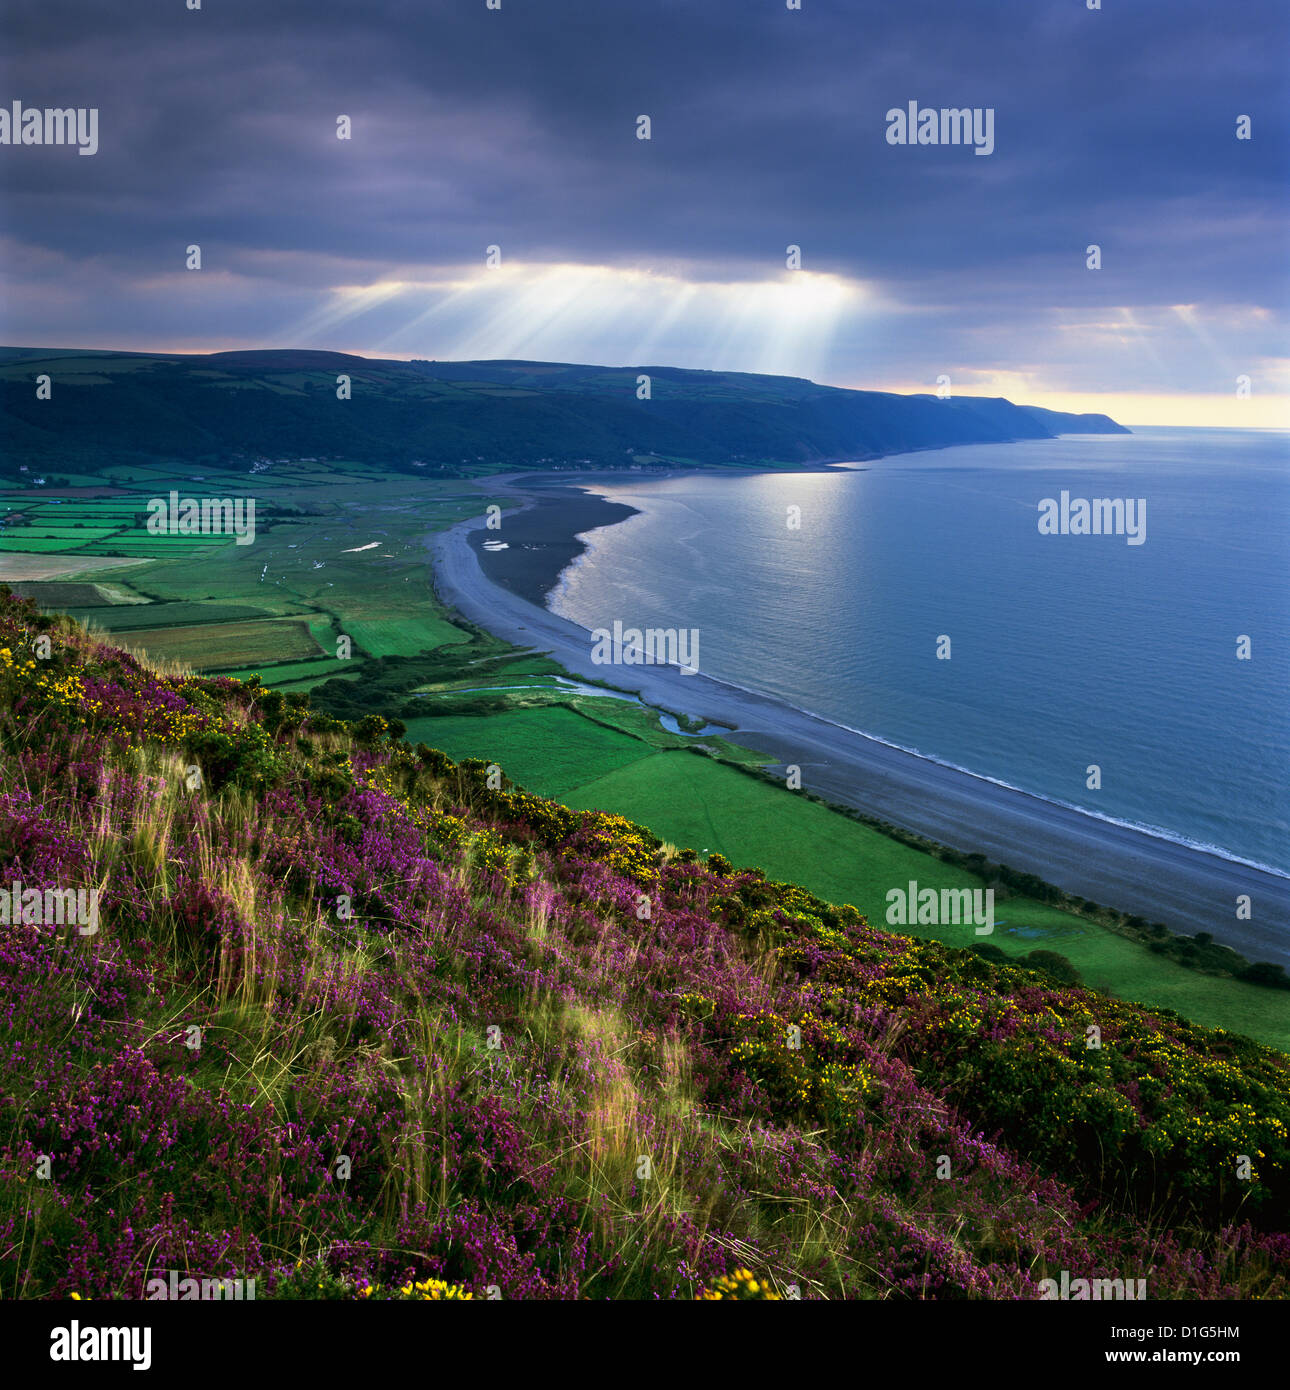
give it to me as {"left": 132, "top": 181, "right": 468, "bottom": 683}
{"left": 4, "top": 458, "right": 1288, "bottom": 1049}
{"left": 117, "top": 618, "right": 323, "bottom": 671}
{"left": 0, "top": 460, "right": 482, "bottom": 683}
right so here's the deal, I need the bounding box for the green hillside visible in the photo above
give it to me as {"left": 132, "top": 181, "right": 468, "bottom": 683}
{"left": 0, "top": 591, "right": 1285, "bottom": 1302}
{"left": 0, "top": 347, "right": 1127, "bottom": 478}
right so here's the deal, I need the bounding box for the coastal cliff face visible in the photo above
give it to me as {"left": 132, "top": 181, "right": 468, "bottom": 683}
{"left": 0, "top": 590, "right": 1285, "bottom": 1301}
{"left": 0, "top": 348, "right": 1127, "bottom": 476}
{"left": 1020, "top": 403, "right": 1131, "bottom": 435}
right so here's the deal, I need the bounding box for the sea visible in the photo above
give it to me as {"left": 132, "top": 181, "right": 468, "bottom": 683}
{"left": 547, "top": 427, "right": 1290, "bottom": 877}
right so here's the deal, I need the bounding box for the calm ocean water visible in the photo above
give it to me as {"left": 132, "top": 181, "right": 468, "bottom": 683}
{"left": 548, "top": 428, "right": 1290, "bottom": 875}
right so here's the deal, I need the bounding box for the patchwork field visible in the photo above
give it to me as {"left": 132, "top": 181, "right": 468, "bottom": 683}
{"left": 1, "top": 468, "right": 483, "bottom": 677}
{"left": 5, "top": 461, "right": 1285, "bottom": 1050}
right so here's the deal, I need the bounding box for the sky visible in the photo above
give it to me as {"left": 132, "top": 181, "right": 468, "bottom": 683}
{"left": 2, "top": 0, "right": 1287, "bottom": 426}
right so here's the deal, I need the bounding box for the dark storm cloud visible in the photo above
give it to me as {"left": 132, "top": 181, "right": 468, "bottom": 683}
{"left": 1, "top": 0, "right": 1286, "bottom": 397}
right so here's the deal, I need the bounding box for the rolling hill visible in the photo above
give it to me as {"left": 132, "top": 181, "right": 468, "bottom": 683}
{"left": 0, "top": 347, "right": 1128, "bottom": 479}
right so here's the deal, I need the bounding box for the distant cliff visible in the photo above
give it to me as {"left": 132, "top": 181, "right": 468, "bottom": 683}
{"left": 0, "top": 347, "right": 1129, "bottom": 477}
{"left": 1020, "top": 404, "right": 1130, "bottom": 435}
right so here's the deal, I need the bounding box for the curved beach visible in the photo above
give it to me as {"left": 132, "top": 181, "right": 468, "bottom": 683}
{"left": 430, "top": 474, "right": 1290, "bottom": 970}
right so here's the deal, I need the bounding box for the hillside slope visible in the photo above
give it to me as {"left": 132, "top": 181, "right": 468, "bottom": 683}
{"left": 0, "top": 349, "right": 1127, "bottom": 478}
{"left": 0, "top": 590, "right": 1284, "bottom": 1301}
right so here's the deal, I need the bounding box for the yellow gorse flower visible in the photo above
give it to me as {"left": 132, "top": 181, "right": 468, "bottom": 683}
{"left": 697, "top": 1268, "right": 782, "bottom": 1301}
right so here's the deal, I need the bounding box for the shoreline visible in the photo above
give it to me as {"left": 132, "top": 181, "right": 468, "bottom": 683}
{"left": 464, "top": 479, "right": 642, "bottom": 609}
{"left": 430, "top": 468, "right": 1290, "bottom": 970}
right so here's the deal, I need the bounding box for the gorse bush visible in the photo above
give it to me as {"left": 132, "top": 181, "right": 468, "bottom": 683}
{"left": 0, "top": 589, "right": 1287, "bottom": 1300}
{"left": 1022, "top": 949, "right": 1082, "bottom": 985}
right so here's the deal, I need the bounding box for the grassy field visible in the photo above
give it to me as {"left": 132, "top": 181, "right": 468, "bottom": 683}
{"left": 403, "top": 706, "right": 660, "bottom": 801}
{"left": 0, "top": 536, "right": 99, "bottom": 552}
{"left": 345, "top": 614, "right": 466, "bottom": 656}
{"left": 7, "top": 581, "right": 150, "bottom": 607}
{"left": 72, "top": 602, "right": 272, "bottom": 631}
{"left": 0, "top": 553, "right": 150, "bottom": 580}
{"left": 1, "top": 527, "right": 125, "bottom": 540}
{"left": 267, "top": 668, "right": 366, "bottom": 691}
{"left": 118, "top": 618, "right": 322, "bottom": 670}
{"left": 220, "top": 657, "right": 356, "bottom": 685}
{"left": 3, "top": 468, "right": 481, "bottom": 672}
